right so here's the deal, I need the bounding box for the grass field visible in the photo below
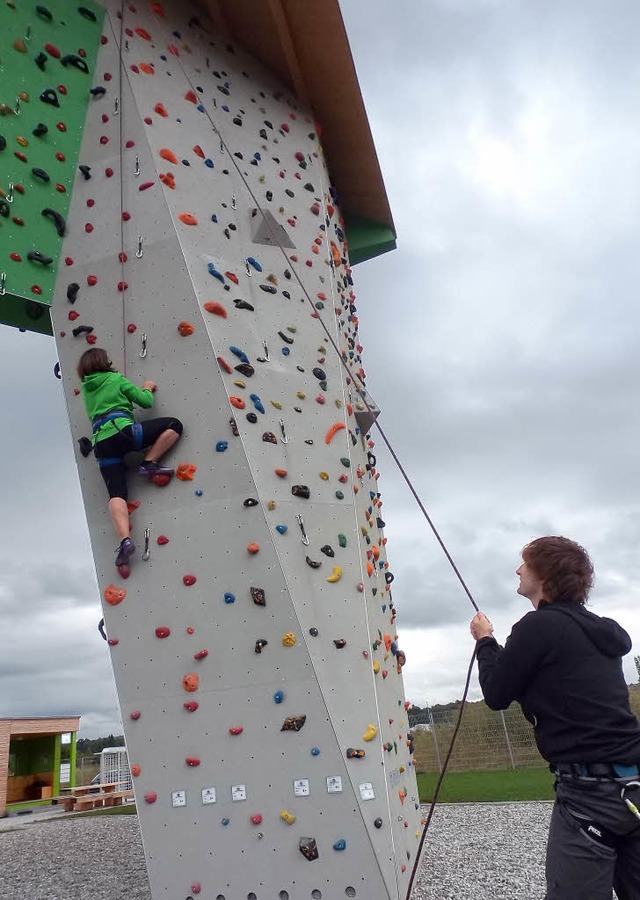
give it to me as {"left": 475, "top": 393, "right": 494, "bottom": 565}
{"left": 417, "top": 767, "right": 555, "bottom": 803}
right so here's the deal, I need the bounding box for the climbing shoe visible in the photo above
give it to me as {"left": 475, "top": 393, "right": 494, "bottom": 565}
{"left": 115, "top": 537, "right": 135, "bottom": 568}
{"left": 137, "top": 460, "right": 174, "bottom": 477}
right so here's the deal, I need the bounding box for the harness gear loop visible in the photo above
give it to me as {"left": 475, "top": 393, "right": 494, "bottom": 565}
{"left": 621, "top": 781, "right": 640, "bottom": 821}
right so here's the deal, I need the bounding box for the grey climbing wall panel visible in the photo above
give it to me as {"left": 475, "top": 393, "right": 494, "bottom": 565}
{"left": 48, "top": 2, "right": 422, "bottom": 898}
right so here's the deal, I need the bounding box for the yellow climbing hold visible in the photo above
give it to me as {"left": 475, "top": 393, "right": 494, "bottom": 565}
{"left": 326, "top": 565, "right": 343, "bottom": 583}
{"left": 296, "top": 391, "right": 306, "bottom": 400}
{"left": 319, "top": 472, "right": 329, "bottom": 481}
{"left": 373, "top": 661, "right": 381, "bottom": 674}
{"left": 270, "top": 400, "right": 282, "bottom": 410}
{"left": 280, "top": 809, "right": 297, "bottom": 825}
{"left": 233, "top": 380, "right": 246, "bottom": 389}
{"left": 266, "top": 274, "right": 278, "bottom": 285}
{"left": 362, "top": 724, "right": 378, "bottom": 742}
{"left": 282, "top": 632, "right": 296, "bottom": 647}
{"left": 335, "top": 399, "right": 343, "bottom": 408}
{"left": 268, "top": 500, "right": 276, "bottom": 511}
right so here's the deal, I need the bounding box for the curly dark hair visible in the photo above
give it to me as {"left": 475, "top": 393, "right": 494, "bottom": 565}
{"left": 77, "top": 348, "right": 115, "bottom": 380}
{"left": 522, "top": 536, "right": 594, "bottom": 605}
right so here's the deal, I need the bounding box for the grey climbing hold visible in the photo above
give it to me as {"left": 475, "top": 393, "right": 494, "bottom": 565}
{"left": 27, "top": 250, "right": 53, "bottom": 265}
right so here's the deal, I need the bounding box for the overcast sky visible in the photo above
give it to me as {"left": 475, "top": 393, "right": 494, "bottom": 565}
{"left": 3, "top": 0, "right": 640, "bottom": 737}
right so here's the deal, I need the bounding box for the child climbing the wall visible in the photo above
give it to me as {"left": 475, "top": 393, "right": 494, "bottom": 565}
{"left": 77, "top": 348, "right": 183, "bottom": 569}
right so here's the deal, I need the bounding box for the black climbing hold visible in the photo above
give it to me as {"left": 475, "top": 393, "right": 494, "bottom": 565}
{"left": 285, "top": 189, "right": 295, "bottom": 198}
{"left": 234, "top": 299, "right": 254, "bottom": 311}
{"left": 42, "top": 207, "right": 66, "bottom": 236}
{"left": 78, "top": 5, "right": 97, "bottom": 21}
{"left": 309, "top": 627, "right": 319, "bottom": 637}
{"left": 250, "top": 586, "right": 266, "bottom": 606}
{"left": 243, "top": 498, "right": 258, "bottom": 507}
{"left": 292, "top": 485, "right": 310, "bottom": 499}
{"left": 282, "top": 291, "right": 291, "bottom": 300}
{"left": 78, "top": 164, "right": 91, "bottom": 180}
{"left": 0, "top": 199, "right": 9, "bottom": 218}
{"left": 374, "top": 818, "right": 383, "bottom": 829}
{"left": 320, "top": 545, "right": 335, "bottom": 558}
{"left": 259, "top": 129, "right": 268, "bottom": 140}
{"left": 27, "top": 250, "right": 53, "bottom": 266}
{"left": 32, "top": 167, "right": 50, "bottom": 183}
{"left": 254, "top": 639, "right": 268, "bottom": 654}
{"left": 259, "top": 284, "right": 277, "bottom": 294}
{"left": 262, "top": 432, "right": 277, "bottom": 444}
{"left": 32, "top": 123, "right": 48, "bottom": 138}
{"left": 233, "top": 151, "right": 243, "bottom": 159}
{"left": 0, "top": 136, "right": 6, "bottom": 152}
{"left": 303, "top": 182, "right": 315, "bottom": 192}
{"left": 35, "top": 52, "right": 48, "bottom": 72}
{"left": 304, "top": 439, "right": 313, "bottom": 446}
{"left": 385, "top": 572, "right": 394, "bottom": 584}
{"left": 281, "top": 715, "right": 306, "bottom": 732}
{"left": 36, "top": 5, "right": 53, "bottom": 21}
{"left": 284, "top": 270, "right": 292, "bottom": 279}
{"left": 299, "top": 837, "right": 319, "bottom": 862}
{"left": 234, "top": 363, "right": 254, "bottom": 378}
{"left": 72, "top": 325, "right": 94, "bottom": 337}
{"left": 367, "top": 452, "right": 376, "bottom": 469}
{"left": 40, "top": 89, "right": 59, "bottom": 107}
{"left": 67, "top": 282, "right": 79, "bottom": 303}
{"left": 333, "top": 639, "right": 346, "bottom": 649}
{"left": 25, "top": 301, "right": 45, "bottom": 320}
{"left": 246, "top": 412, "right": 258, "bottom": 424}
{"left": 90, "top": 86, "right": 106, "bottom": 97}
{"left": 232, "top": 116, "right": 242, "bottom": 126}
{"left": 78, "top": 436, "right": 93, "bottom": 457}
{"left": 98, "top": 618, "right": 107, "bottom": 641}
{"left": 377, "top": 518, "right": 386, "bottom": 530}
{"left": 346, "top": 748, "right": 365, "bottom": 759}
{"left": 53, "top": 361, "right": 61, "bottom": 379}
{"left": 305, "top": 557, "right": 321, "bottom": 569}
{"left": 264, "top": 120, "right": 273, "bottom": 129}
{"left": 61, "top": 54, "right": 89, "bottom": 73}
{"left": 278, "top": 331, "right": 293, "bottom": 345}
{"left": 312, "top": 367, "right": 326, "bottom": 380}
{"left": 265, "top": 190, "right": 272, "bottom": 201}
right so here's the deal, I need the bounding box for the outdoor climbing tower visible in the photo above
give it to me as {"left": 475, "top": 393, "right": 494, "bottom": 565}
{"left": 0, "top": 1, "right": 422, "bottom": 898}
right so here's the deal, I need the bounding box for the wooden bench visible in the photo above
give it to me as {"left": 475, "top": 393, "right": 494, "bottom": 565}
{"left": 73, "top": 789, "right": 134, "bottom": 812}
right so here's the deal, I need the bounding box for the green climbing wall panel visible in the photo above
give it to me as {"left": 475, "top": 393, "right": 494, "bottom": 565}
{"left": 0, "top": 0, "right": 104, "bottom": 334}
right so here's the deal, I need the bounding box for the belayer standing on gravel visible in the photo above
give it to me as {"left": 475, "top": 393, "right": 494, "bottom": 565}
{"left": 470, "top": 536, "right": 640, "bottom": 900}
{"left": 77, "top": 348, "right": 183, "bottom": 569}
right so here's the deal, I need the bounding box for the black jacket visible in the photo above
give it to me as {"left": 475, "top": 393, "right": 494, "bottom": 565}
{"left": 476, "top": 600, "right": 640, "bottom": 764}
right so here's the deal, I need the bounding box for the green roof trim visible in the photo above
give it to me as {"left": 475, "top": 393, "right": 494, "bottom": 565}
{"left": 344, "top": 213, "right": 397, "bottom": 265}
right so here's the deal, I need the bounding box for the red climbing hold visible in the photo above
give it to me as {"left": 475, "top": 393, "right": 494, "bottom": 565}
{"left": 168, "top": 43, "right": 179, "bottom": 56}
{"left": 85, "top": 223, "right": 94, "bottom": 233}
{"left": 250, "top": 814, "right": 263, "bottom": 825}
{"left": 184, "top": 90, "right": 198, "bottom": 104}
{"left": 135, "top": 27, "right": 152, "bottom": 40}
{"left": 185, "top": 757, "right": 201, "bottom": 767}
{"left": 100, "top": 136, "right": 109, "bottom": 145}
{"left": 131, "top": 764, "right": 141, "bottom": 776}
{"left": 31, "top": 285, "right": 42, "bottom": 295}
{"left": 130, "top": 711, "right": 141, "bottom": 720}
{"left": 56, "top": 152, "right": 66, "bottom": 162}
{"left": 125, "top": 140, "right": 136, "bottom": 149}
{"left": 10, "top": 253, "right": 21, "bottom": 262}
{"left": 183, "top": 701, "right": 199, "bottom": 712}
{"left": 191, "top": 885, "right": 201, "bottom": 896}
{"left": 65, "top": 257, "right": 73, "bottom": 266}
{"left": 152, "top": 473, "right": 171, "bottom": 486}
{"left": 182, "top": 673, "right": 199, "bottom": 692}
{"left": 127, "top": 323, "right": 137, "bottom": 334}
{"left": 86, "top": 335, "right": 97, "bottom": 345}
{"left": 204, "top": 301, "right": 227, "bottom": 317}
{"left": 228, "top": 726, "right": 243, "bottom": 736}
{"left": 281, "top": 123, "right": 290, "bottom": 133}
{"left": 107, "top": 638, "right": 119, "bottom": 646}
{"left": 104, "top": 73, "right": 112, "bottom": 82}
{"left": 68, "top": 311, "right": 80, "bottom": 321}
{"left": 310, "top": 203, "right": 320, "bottom": 215}
{"left": 118, "top": 282, "right": 128, "bottom": 292}
{"left": 101, "top": 35, "right": 108, "bottom": 45}
{"left": 225, "top": 272, "right": 239, "bottom": 285}
{"left": 192, "top": 145, "right": 205, "bottom": 159}
{"left": 157, "top": 535, "right": 169, "bottom": 545}
{"left": 121, "top": 211, "right": 131, "bottom": 221}
{"left": 177, "top": 321, "right": 195, "bottom": 336}
{"left": 130, "top": 64, "right": 141, "bottom": 74}
{"left": 217, "top": 357, "right": 233, "bottom": 374}
{"left": 144, "top": 117, "right": 152, "bottom": 125}
{"left": 150, "top": 1, "right": 165, "bottom": 14}
{"left": 155, "top": 627, "right": 171, "bottom": 639}
{"left": 55, "top": 183, "right": 66, "bottom": 193}
{"left": 154, "top": 102, "right": 168, "bottom": 117}
{"left": 247, "top": 542, "right": 260, "bottom": 555}
{"left": 138, "top": 180, "right": 155, "bottom": 192}
{"left": 87, "top": 275, "right": 98, "bottom": 286}
{"left": 104, "top": 584, "right": 126, "bottom": 606}
{"left": 57, "top": 85, "right": 67, "bottom": 96}
{"left": 105, "top": 167, "right": 114, "bottom": 177}
{"left": 118, "top": 251, "right": 128, "bottom": 263}
{"left": 193, "top": 649, "right": 208, "bottom": 660}
{"left": 45, "top": 43, "right": 61, "bottom": 58}
{"left": 183, "top": 574, "right": 197, "bottom": 586}
{"left": 143, "top": 792, "right": 157, "bottom": 804}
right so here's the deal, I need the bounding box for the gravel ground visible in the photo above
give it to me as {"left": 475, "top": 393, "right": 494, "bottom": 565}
{"left": 0, "top": 803, "right": 552, "bottom": 900}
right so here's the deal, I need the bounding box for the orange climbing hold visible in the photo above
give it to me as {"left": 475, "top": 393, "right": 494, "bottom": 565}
{"left": 247, "top": 542, "right": 260, "bottom": 555}
{"left": 324, "top": 422, "right": 346, "bottom": 445}
{"left": 104, "top": 584, "right": 126, "bottom": 606}
{"left": 177, "top": 321, "right": 195, "bottom": 336}
{"left": 179, "top": 212, "right": 197, "bottom": 226}
{"left": 131, "top": 764, "right": 141, "bottom": 777}
{"left": 159, "top": 172, "right": 175, "bottom": 189}
{"left": 274, "top": 468, "right": 288, "bottom": 478}
{"left": 176, "top": 462, "right": 197, "bottom": 481}
{"left": 154, "top": 102, "right": 168, "bottom": 117}
{"left": 230, "top": 396, "right": 246, "bottom": 410}
{"left": 135, "top": 27, "right": 152, "bottom": 40}
{"left": 139, "top": 62, "right": 155, "bottom": 74}
{"left": 204, "top": 301, "right": 227, "bottom": 318}
{"left": 159, "top": 148, "right": 178, "bottom": 164}
{"left": 150, "top": 1, "right": 165, "bottom": 15}
{"left": 182, "top": 673, "right": 199, "bottom": 692}
{"left": 366, "top": 561, "right": 374, "bottom": 577}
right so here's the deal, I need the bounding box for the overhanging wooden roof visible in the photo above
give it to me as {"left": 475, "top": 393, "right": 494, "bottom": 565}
{"left": 198, "top": 0, "right": 396, "bottom": 262}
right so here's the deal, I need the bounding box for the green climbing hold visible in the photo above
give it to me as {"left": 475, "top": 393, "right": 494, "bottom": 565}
{"left": 335, "top": 490, "right": 344, "bottom": 500}
{"left": 338, "top": 534, "right": 347, "bottom": 548}
{"left": 316, "top": 302, "right": 324, "bottom": 310}
{"left": 340, "top": 457, "right": 350, "bottom": 468}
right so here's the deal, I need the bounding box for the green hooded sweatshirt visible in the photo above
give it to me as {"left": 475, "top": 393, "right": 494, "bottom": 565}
{"left": 81, "top": 371, "right": 154, "bottom": 444}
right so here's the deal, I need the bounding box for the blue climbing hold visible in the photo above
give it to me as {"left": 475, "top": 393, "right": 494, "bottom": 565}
{"left": 195, "top": 489, "right": 203, "bottom": 496}
{"left": 333, "top": 839, "right": 346, "bottom": 851}
{"left": 221, "top": 817, "right": 230, "bottom": 826}
{"left": 229, "top": 346, "right": 250, "bottom": 364}
{"left": 311, "top": 747, "right": 320, "bottom": 756}
{"left": 205, "top": 158, "right": 214, "bottom": 168}
{"left": 246, "top": 256, "right": 262, "bottom": 272}
{"left": 224, "top": 592, "right": 236, "bottom": 605}
{"left": 282, "top": 347, "right": 290, "bottom": 356}
{"left": 273, "top": 690, "right": 284, "bottom": 704}
{"left": 221, "top": 104, "right": 230, "bottom": 112}
{"left": 216, "top": 440, "right": 228, "bottom": 452}
{"left": 197, "top": 104, "right": 206, "bottom": 113}
{"left": 211, "top": 214, "right": 218, "bottom": 223}
{"left": 275, "top": 524, "right": 288, "bottom": 535}
{"left": 208, "top": 262, "right": 224, "bottom": 283}
{"left": 391, "top": 641, "right": 398, "bottom": 654}
{"left": 253, "top": 152, "right": 261, "bottom": 161}
{"left": 250, "top": 394, "right": 265, "bottom": 414}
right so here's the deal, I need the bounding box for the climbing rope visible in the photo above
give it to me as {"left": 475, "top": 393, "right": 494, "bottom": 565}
{"left": 112, "top": 0, "right": 128, "bottom": 373}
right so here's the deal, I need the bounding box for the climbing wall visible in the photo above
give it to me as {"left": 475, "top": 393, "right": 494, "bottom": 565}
{"left": 10, "top": 1, "right": 423, "bottom": 898}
